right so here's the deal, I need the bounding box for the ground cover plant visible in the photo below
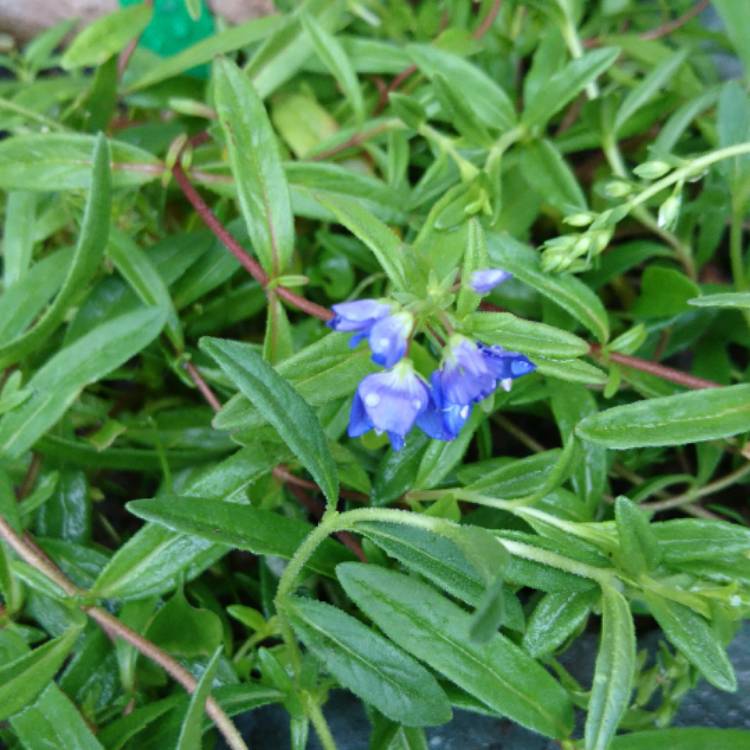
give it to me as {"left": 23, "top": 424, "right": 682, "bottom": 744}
{"left": 0, "top": 0, "right": 749, "bottom": 748}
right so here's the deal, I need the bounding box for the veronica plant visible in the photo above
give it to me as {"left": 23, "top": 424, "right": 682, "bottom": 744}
{"left": 1, "top": 3, "right": 750, "bottom": 750}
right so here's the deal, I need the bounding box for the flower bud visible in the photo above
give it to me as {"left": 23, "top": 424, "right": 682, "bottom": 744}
{"left": 633, "top": 160, "right": 671, "bottom": 180}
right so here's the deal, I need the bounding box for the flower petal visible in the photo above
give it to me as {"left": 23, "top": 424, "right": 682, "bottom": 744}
{"left": 347, "top": 391, "right": 373, "bottom": 437}
{"left": 368, "top": 312, "right": 411, "bottom": 368}
{"left": 470, "top": 268, "right": 513, "bottom": 295}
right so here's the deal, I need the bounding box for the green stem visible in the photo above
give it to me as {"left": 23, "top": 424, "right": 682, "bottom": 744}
{"left": 557, "top": 0, "right": 598, "bottom": 99}
{"left": 305, "top": 694, "right": 338, "bottom": 750}
{"left": 501, "top": 538, "right": 614, "bottom": 585}
{"left": 602, "top": 129, "right": 695, "bottom": 277}
{"left": 629, "top": 141, "right": 750, "bottom": 211}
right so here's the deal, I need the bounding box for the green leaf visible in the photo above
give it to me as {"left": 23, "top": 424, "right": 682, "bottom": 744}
{"left": 610, "top": 728, "right": 750, "bottom": 750}
{"left": 576, "top": 384, "right": 750, "bottom": 449}
{"left": 126, "top": 496, "right": 353, "bottom": 578}
{"left": 533, "top": 357, "right": 608, "bottom": 386}
{"left": 584, "top": 586, "right": 635, "bottom": 750}
{"left": 614, "top": 497, "right": 659, "bottom": 576}
{"left": 487, "top": 233, "right": 609, "bottom": 342}
{"left": 10, "top": 683, "right": 104, "bottom": 750}
{"left": 0, "top": 134, "right": 161, "bottom": 191}
{"left": 0, "top": 306, "right": 166, "bottom": 459}
{"left": 245, "top": 0, "right": 346, "bottom": 99}
{"left": 712, "top": 0, "right": 750, "bottom": 77}
{"left": 61, "top": 4, "right": 153, "bottom": 69}
{"left": 176, "top": 647, "right": 223, "bottom": 750}
{"left": 91, "top": 447, "right": 279, "bottom": 599}
{"left": 108, "top": 228, "right": 182, "bottom": 351}
{"left": 632, "top": 266, "right": 699, "bottom": 317}
{"left": 314, "top": 192, "right": 409, "bottom": 289}
{"left": 689, "top": 292, "right": 750, "bottom": 309}
{"left": 3, "top": 191, "right": 36, "bottom": 287}
{"left": 523, "top": 590, "right": 596, "bottom": 658}
{"left": 468, "top": 312, "right": 589, "bottom": 358}
{"left": 550, "top": 380, "right": 607, "bottom": 514}
{"left": 643, "top": 591, "right": 736, "bottom": 692}
{"left": 146, "top": 588, "right": 223, "bottom": 658}
{"left": 0, "top": 133, "right": 111, "bottom": 370}
{"left": 287, "top": 598, "right": 451, "bottom": 726}
{"left": 406, "top": 44, "right": 516, "bottom": 132}
{"left": 520, "top": 139, "right": 586, "bottom": 211}
{"left": 614, "top": 49, "right": 688, "bottom": 133}
{"left": 213, "top": 58, "right": 295, "bottom": 274}
{"left": 302, "top": 14, "right": 364, "bottom": 123}
{"left": 200, "top": 337, "right": 339, "bottom": 507}
{"left": 523, "top": 47, "right": 620, "bottom": 129}
{"left": 126, "top": 15, "right": 282, "bottom": 91}
{"left": 0, "top": 628, "right": 81, "bottom": 720}
{"left": 432, "top": 73, "right": 492, "bottom": 146}
{"left": 338, "top": 563, "right": 574, "bottom": 739}
{"left": 652, "top": 519, "right": 750, "bottom": 564}
{"left": 353, "top": 520, "right": 525, "bottom": 633}
{"left": 97, "top": 696, "right": 184, "bottom": 750}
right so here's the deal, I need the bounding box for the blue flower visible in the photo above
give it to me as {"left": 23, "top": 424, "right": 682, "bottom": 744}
{"left": 328, "top": 299, "right": 391, "bottom": 346}
{"left": 348, "top": 360, "right": 429, "bottom": 451}
{"left": 417, "top": 372, "right": 472, "bottom": 441}
{"left": 328, "top": 299, "right": 412, "bottom": 368}
{"left": 478, "top": 342, "right": 536, "bottom": 391}
{"left": 470, "top": 268, "right": 513, "bottom": 295}
{"left": 439, "top": 336, "right": 495, "bottom": 406}
{"left": 368, "top": 311, "right": 413, "bottom": 368}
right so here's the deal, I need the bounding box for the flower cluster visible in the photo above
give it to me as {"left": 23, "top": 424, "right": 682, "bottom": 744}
{"left": 328, "top": 269, "right": 536, "bottom": 451}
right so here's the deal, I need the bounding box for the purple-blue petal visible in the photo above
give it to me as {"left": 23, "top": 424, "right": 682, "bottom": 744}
{"left": 347, "top": 391, "right": 373, "bottom": 437}
{"left": 351, "top": 364, "right": 429, "bottom": 450}
{"left": 368, "top": 313, "right": 410, "bottom": 368}
{"left": 479, "top": 342, "right": 536, "bottom": 381}
{"left": 470, "top": 268, "right": 513, "bottom": 295}
{"left": 441, "top": 338, "right": 495, "bottom": 405}
{"left": 328, "top": 299, "right": 391, "bottom": 333}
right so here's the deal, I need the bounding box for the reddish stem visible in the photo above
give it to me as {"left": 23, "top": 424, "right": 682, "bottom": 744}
{"left": 117, "top": 0, "right": 153, "bottom": 79}
{"left": 590, "top": 344, "right": 720, "bottom": 390}
{"left": 184, "top": 361, "right": 223, "bottom": 412}
{"left": 472, "top": 0, "right": 503, "bottom": 39}
{"left": 585, "top": 0, "right": 709, "bottom": 47}
{"left": 172, "top": 163, "right": 332, "bottom": 322}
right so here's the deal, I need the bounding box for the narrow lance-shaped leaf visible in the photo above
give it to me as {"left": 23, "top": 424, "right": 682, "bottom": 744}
{"left": 0, "top": 307, "right": 167, "bottom": 458}
{"left": 287, "top": 597, "right": 452, "bottom": 726}
{"left": 614, "top": 49, "right": 688, "bottom": 133}
{"left": 584, "top": 585, "right": 635, "bottom": 750}
{"left": 0, "top": 134, "right": 161, "bottom": 191}
{"left": 61, "top": 4, "right": 153, "bottom": 69}
{"left": 487, "top": 233, "right": 609, "bottom": 342}
{"left": 3, "top": 191, "right": 36, "bottom": 287}
{"left": 577, "top": 384, "right": 750, "bottom": 448}
{"left": 125, "top": 496, "right": 353, "bottom": 579}
{"left": 523, "top": 47, "right": 620, "bottom": 129}
{"left": 302, "top": 14, "right": 364, "bottom": 123}
{"left": 10, "top": 684, "right": 105, "bottom": 750}
{"left": 314, "top": 192, "right": 409, "bottom": 289}
{"left": 469, "top": 312, "right": 590, "bottom": 359}
{"left": 0, "top": 628, "right": 81, "bottom": 721}
{"left": 213, "top": 57, "right": 295, "bottom": 274}
{"left": 338, "top": 563, "right": 574, "bottom": 739}
{"left": 108, "top": 228, "right": 183, "bottom": 351}
{"left": 643, "top": 591, "right": 737, "bottom": 692}
{"left": 176, "top": 647, "right": 223, "bottom": 750}
{"left": 200, "top": 337, "right": 339, "bottom": 507}
{"left": 0, "top": 133, "right": 111, "bottom": 369}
